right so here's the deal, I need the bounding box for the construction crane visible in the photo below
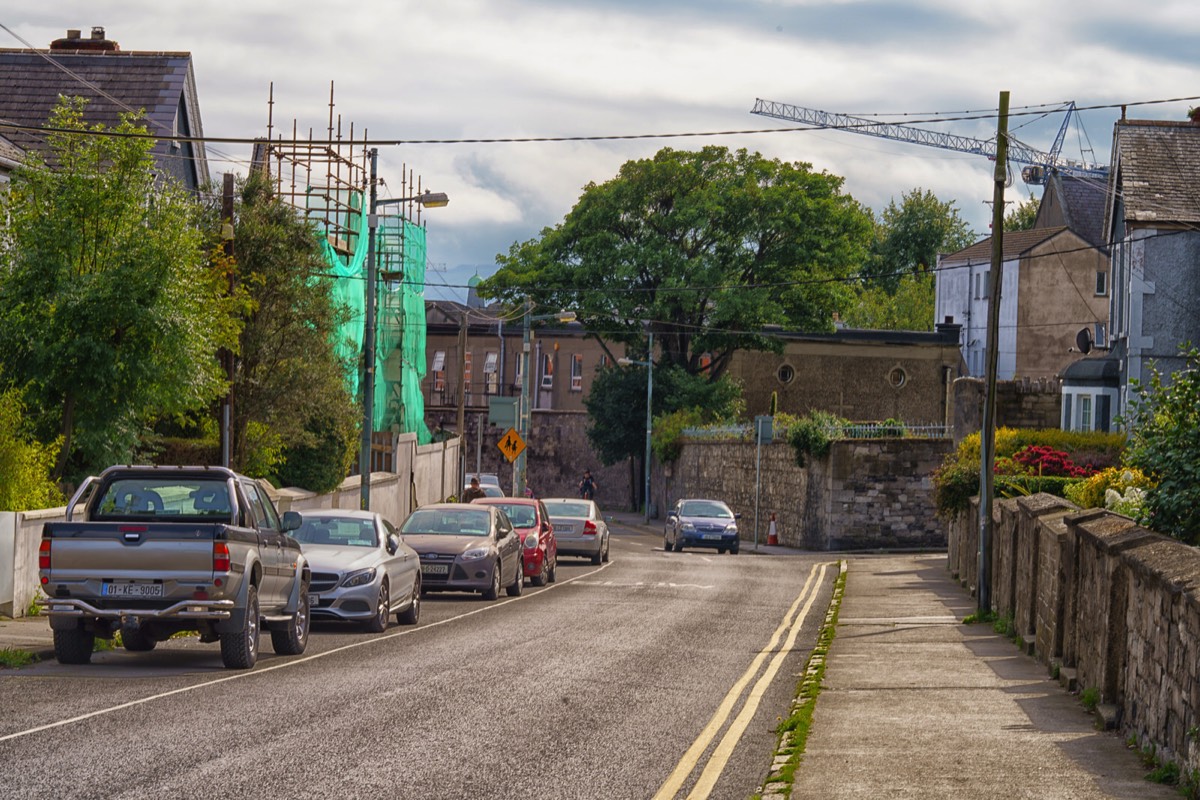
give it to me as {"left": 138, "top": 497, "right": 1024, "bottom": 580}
{"left": 750, "top": 98, "right": 1107, "bottom": 185}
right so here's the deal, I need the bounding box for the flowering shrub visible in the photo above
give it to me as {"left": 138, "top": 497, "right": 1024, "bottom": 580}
{"left": 1065, "top": 466, "right": 1155, "bottom": 514}
{"left": 1011, "top": 445, "right": 1093, "bottom": 478}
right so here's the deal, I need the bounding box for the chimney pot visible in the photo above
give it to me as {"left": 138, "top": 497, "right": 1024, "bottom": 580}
{"left": 66, "top": 29, "right": 81, "bottom": 39}
{"left": 91, "top": 26, "right": 105, "bottom": 40}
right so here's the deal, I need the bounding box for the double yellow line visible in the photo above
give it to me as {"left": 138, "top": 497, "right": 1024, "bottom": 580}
{"left": 653, "top": 561, "right": 831, "bottom": 800}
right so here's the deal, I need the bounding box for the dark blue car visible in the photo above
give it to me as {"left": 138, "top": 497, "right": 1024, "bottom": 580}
{"left": 664, "top": 499, "right": 741, "bottom": 554}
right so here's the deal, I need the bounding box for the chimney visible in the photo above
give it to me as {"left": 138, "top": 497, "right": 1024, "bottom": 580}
{"left": 49, "top": 27, "right": 119, "bottom": 52}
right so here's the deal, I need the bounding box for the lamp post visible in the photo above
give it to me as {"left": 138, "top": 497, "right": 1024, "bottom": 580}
{"left": 360, "top": 147, "right": 449, "bottom": 510}
{"left": 515, "top": 303, "right": 576, "bottom": 497}
{"left": 618, "top": 331, "right": 653, "bottom": 523}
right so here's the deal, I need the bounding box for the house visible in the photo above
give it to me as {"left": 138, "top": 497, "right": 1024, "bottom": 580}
{"left": 0, "top": 27, "right": 209, "bottom": 191}
{"left": 1103, "top": 116, "right": 1200, "bottom": 423}
{"left": 0, "top": 133, "right": 22, "bottom": 182}
{"left": 935, "top": 226, "right": 1109, "bottom": 382}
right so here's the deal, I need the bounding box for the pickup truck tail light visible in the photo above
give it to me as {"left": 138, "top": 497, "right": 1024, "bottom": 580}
{"left": 213, "top": 542, "right": 231, "bottom": 573}
{"left": 582, "top": 520, "right": 598, "bottom": 536}
{"left": 39, "top": 539, "right": 51, "bottom": 569}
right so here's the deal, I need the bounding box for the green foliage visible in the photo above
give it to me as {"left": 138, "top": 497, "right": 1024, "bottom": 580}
{"left": 1080, "top": 687, "right": 1101, "bottom": 713}
{"left": 0, "top": 648, "right": 37, "bottom": 669}
{"left": 0, "top": 97, "right": 240, "bottom": 480}
{"left": 862, "top": 188, "right": 977, "bottom": 294}
{"left": 1004, "top": 192, "right": 1040, "bottom": 232}
{"left": 212, "top": 175, "right": 358, "bottom": 486}
{"left": 931, "top": 428, "right": 1123, "bottom": 518}
{"left": 995, "top": 475, "right": 1075, "bottom": 500}
{"left": 842, "top": 271, "right": 935, "bottom": 331}
{"left": 480, "top": 146, "right": 875, "bottom": 379}
{"left": 651, "top": 408, "right": 706, "bottom": 464}
{"left": 1065, "top": 467, "right": 1155, "bottom": 511}
{"left": 962, "top": 609, "right": 997, "bottom": 625}
{"left": 785, "top": 410, "right": 848, "bottom": 467}
{"left": 0, "top": 386, "right": 64, "bottom": 511}
{"left": 1121, "top": 346, "right": 1200, "bottom": 543}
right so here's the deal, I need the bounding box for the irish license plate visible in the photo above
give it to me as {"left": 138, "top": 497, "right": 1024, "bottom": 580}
{"left": 702, "top": 533, "right": 722, "bottom": 540}
{"left": 308, "top": 594, "right": 320, "bottom": 606}
{"left": 421, "top": 564, "right": 449, "bottom": 575}
{"left": 104, "top": 583, "right": 164, "bottom": 598}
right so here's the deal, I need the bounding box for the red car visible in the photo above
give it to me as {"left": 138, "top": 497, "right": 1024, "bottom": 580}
{"left": 471, "top": 497, "right": 558, "bottom": 586}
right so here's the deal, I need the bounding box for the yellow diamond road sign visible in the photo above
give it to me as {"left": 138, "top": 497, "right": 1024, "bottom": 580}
{"left": 497, "top": 427, "right": 526, "bottom": 463}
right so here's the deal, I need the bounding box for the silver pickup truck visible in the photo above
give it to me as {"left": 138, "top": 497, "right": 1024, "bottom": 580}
{"left": 38, "top": 465, "right": 310, "bottom": 669}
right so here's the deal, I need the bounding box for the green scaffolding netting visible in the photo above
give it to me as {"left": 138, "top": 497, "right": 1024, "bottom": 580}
{"left": 316, "top": 191, "right": 431, "bottom": 445}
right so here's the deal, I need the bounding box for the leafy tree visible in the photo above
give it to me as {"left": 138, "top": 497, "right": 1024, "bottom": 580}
{"left": 863, "top": 188, "right": 976, "bottom": 293}
{"left": 481, "top": 146, "right": 873, "bottom": 381}
{"left": 1004, "top": 192, "right": 1040, "bottom": 232}
{"left": 841, "top": 272, "right": 935, "bottom": 331}
{"left": 1121, "top": 345, "right": 1200, "bottom": 543}
{"left": 213, "top": 175, "right": 358, "bottom": 489}
{"left": 0, "top": 98, "right": 239, "bottom": 480}
{"left": 0, "top": 385, "right": 64, "bottom": 511}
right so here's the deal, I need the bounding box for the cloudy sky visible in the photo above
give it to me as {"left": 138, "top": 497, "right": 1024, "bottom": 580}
{"left": 5, "top": 2, "right": 1199, "bottom": 302}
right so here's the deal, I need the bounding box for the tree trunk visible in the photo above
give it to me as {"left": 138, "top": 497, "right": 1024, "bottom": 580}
{"left": 53, "top": 391, "right": 76, "bottom": 481}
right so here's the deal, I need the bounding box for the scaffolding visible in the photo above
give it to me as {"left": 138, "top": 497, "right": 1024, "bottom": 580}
{"left": 252, "top": 82, "right": 431, "bottom": 443}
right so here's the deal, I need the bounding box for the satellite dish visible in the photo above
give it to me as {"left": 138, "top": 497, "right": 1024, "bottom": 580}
{"left": 1075, "top": 327, "right": 1093, "bottom": 355}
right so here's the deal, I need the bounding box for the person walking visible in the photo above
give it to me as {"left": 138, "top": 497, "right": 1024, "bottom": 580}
{"left": 578, "top": 469, "right": 597, "bottom": 500}
{"left": 463, "top": 477, "right": 487, "bottom": 503}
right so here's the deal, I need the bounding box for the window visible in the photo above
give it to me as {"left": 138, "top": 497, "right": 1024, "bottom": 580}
{"left": 1095, "top": 270, "right": 1108, "bottom": 296}
{"left": 540, "top": 353, "right": 554, "bottom": 390}
{"left": 1094, "top": 322, "right": 1107, "bottom": 348}
{"left": 1079, "top": 395, "right": 1093, "bottom": 431}
{"left": 776, "top": 364, "right": 795, "bottom": 384}
{"left": 432, "top": 350, "right": 446, "bottom": 392}
{"left": 699, "top": 352, "right": 713, "bottom": 373}
{"left": 484, "top": 351, "right": 499, "bottom": 395}
{"left": 981, "top": 270, "right": 990, "bottom": 299}
{"left": 571, "top": 353, "right": 583, "bottom": 391}
{"left": 463, "top": 350, "right": 473, "bottom": 399}
{"left": 599, "top": 354, "right": 610, "bottom": 368}
{"left": 888, "top": 366, "right": 907, "bottom": 389}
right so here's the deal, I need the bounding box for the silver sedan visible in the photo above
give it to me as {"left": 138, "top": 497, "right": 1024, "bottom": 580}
{"left": 293, "top": 509, "right": 421, "bottom": 632}
{"left": 541, "top": 498, "right": 610, "bottom": 564}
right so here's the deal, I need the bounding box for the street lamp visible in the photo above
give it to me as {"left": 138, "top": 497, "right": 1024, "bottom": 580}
{"left": 361, "top": 148, "right": 449, "bottom": 510}
{"left": 618, "top": 331, "right": 653, "bottom": 523}
{"left": 515, "top": 303, "right": 576, "bottom": 497}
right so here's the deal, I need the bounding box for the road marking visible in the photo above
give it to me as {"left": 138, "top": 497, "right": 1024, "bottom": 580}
{"left": 652, "top": 562, "right": 830, "bottom": 800}
{"left": 573, "top": 580, "right": 714, "bottom": 590}
{"left": 0, "top": 561, "right": 614, "bottom": 744}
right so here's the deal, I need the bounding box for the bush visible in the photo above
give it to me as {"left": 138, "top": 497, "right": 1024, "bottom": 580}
{"left": 0, "top": 387, "right": 64, "bottom": 511}
{"left": 651, "top": 408, "right": 706, "bottom": 464}
{"left": 786, "top": 410, "right": 848, "bottom": 467}
{"left": 276, "top": 413, "right": 356, "bottom": 494}
{"left": 1065, "top": 467, "right": 1154, "bottom": 510}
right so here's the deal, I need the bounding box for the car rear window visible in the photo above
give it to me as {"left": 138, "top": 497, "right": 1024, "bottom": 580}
{"left": 294, "top": 517, "right": 378, "bottom": 547}
{"left": 402, "top": 508, "right": 491, "bottom": 536}
{"left": 94, "top": 478, "right": 232, "bottom": 520}
{"left": 544, "top": 501, "right": 590, "bottom": 518}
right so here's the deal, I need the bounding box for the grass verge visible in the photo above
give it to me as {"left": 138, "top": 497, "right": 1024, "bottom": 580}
{"left": 754, "top": 560, "right": 847, "bottom": 799}
{"left": 0, "top": 647, "right": 38, "bottom": 669}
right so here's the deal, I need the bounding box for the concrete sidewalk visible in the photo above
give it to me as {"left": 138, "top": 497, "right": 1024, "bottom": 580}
{"left": 789, "top": 554, "right": 1173, "bottom": 799}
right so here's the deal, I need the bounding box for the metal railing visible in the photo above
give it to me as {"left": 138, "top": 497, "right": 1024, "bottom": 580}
{"left": 682, "top": 422, "right": 952, "bottom": 441}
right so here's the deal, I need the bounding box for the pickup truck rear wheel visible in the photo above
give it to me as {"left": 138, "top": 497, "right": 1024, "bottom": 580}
{"left": 221, "top": 584, "right": 260, "bottom": 669}
{"left": 53, "top": 627, "right": 95, "bottom": 665}
{"left": 271, "top": 584, "right": 310, "bottom": 655}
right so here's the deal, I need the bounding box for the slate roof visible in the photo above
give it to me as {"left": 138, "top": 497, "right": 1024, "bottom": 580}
{"left": 0, "top": 46, "right": 209, "bottom": 190}
{"left": 940, "top": 226, "right": 1068, "bottom": 264}
{"left": 1051, "top": 174, "right": 1107, "bottom": 247}
{"left": 1113, "top": 120, "right": 1200, "bottom": 225}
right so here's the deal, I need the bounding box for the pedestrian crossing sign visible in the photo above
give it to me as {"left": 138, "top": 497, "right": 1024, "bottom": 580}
{"left": 497, "top": 427, "right": 526, "bottom": 463}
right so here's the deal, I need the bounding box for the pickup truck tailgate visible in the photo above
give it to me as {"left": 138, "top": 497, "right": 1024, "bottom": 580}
{"left": 44, "top": 523, "right": 221, "bottom": 585}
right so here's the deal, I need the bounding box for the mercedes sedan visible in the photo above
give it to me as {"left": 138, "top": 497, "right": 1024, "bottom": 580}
{"left": 293, "top": 509, "right": 422, "bottom": 631}
{"left": 401, "top": 504, "right": 524, "bottom": 599}
{"left": 664, "top": 499, "right": 741, "bottom": 554}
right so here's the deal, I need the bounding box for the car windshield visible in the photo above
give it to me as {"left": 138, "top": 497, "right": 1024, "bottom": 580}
{"left": 402, "top": 508, "right": 491, "bottom": 536}
{"left": 293, "top": 517, "right": 378, "bottom": 547}
{"left": 681, "top": 501, "right": 732, "bottom": 519}
{"left": 487, "top": 503, "right": 537, "bottom": 527}
{"left": 544, "top": 501, "right": 590, "bottom": 518}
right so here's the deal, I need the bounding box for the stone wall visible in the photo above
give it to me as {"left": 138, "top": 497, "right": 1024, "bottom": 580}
{"left": 947, "top": 495, "right": 1200, "bottom": 773}
{"left": 654, "top": 437, "right": 953, "bottom": 551}
{"left": 953, "top": 376, "right": 1063, "bottom": 442}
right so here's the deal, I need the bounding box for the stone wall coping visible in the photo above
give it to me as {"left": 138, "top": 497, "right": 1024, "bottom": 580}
{"left": 1123, "top": 538, "right": 1200, "bottom": 595}
{"left": 1016, "top": 493, "right": 1078, "bottom": 517}
{"left": 1069, "top": 511, "right": 1158, "bottom": 555}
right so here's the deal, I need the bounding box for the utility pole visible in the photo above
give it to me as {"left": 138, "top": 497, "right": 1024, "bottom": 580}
{"left": 219, "top": 172, "right": 236, "bottom": 469}
{"left": 978, "top": 91, "right": 1010, "bottom": 613}
{"left": 456, "top": 310, "right": 468, "bottom": 495}
{"left": 516, "top": 298, "right": 532, "bottom": 497}
{"left": 360, "top": 148, "right": 379, "bottom": 510}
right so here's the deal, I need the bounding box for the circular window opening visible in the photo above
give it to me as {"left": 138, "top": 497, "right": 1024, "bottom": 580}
{"left": 777, "top": 364, "right": 795, "bottom": 385}
{"left": 888, "top": 367, "right": 908, "bottom": 389}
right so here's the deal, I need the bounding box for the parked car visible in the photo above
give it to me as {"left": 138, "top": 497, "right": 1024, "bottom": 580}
{"left": 470, "top": 497, "right": 558, "bottom": 586}
{"left": 465, "top": 472, "right": 501, "bottom": 489}
{"left": 292, "top": 510, "right": 421, "bottom": 632}
{"left": 400, "top": 503, "right": 523, "bottom": 599}
{"left": 665, "top": 499, "right": 741, "bottom": 554}
{"left": 541, "top": 498, "right": 609, "bottom": 564}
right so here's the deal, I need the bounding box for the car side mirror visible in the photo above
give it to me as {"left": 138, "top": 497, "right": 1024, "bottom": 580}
{"left": 281, "top": 510, "right": 302, "bottom": 531}
{"left": 666, "top": 512, "right": 677, "bottom": 522}
{"left": 386, "top": 534, "right": 400, "bottom": 555}
{"left": 734, "top": 513, "right": 743, "bottom": 520}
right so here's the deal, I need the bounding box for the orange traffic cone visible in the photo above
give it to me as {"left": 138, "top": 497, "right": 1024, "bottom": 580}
{"left": 767, "top": 513, "right": 779, "bottom": 546}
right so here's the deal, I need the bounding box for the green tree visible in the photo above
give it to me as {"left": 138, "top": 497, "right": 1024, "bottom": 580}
{"left": 841, "top": 272, "right": 935, "bottom": 331}
{"left": 0, "top": 385, "right": 64, "bottom": 511}
{"left": 1121, "top": 345, "right": 1200, "bottom": 543}
{"left": 864, "top": 188, "right": 976, "bottom": 293}
{"left": 1004, "top": 192, "right": 1040, "bottom": 232}
{"left": 0, "top": 98, "right": 239, "bottom": 480}
{"left": 214, "top": 175, "right": 358, "bottom": 490}
{"left": 481, "top": 146, "right": 873, "bottom": 380}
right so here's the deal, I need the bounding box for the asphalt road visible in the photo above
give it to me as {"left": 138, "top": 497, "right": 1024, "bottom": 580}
{"left": 0, "top": 521, "right": 836, "bottom": 800}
